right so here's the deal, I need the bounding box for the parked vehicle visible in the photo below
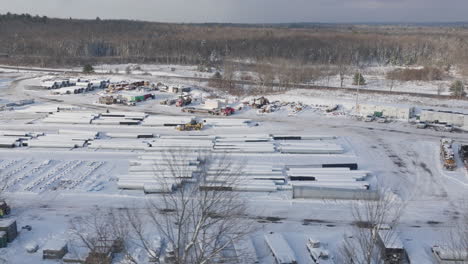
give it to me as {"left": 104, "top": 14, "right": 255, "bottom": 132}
{"left": 175, "top": 96, "right": 192, "bottom": 107}
{"left": 377, "top": 117, "right": 387, "bottom": 123}
{"left": 216, "top": 107, "right": 235, "bottom": 116}
{"left": 443, "top": 124, "right": 454, "bottom": 132}
{"left": 416, "top": 122, "right": 427, "bottom": 129}
{"left": 364, "top": 115, "right": 375, "bottom": 122}
{"left": 182, "top": 107, "right": 235, "bottom": 116}
{"left": 441, "top": 138, "right": 456, "bottom": 170}
{"left": 176, "top": 120, "right": 204, "bottom": 131}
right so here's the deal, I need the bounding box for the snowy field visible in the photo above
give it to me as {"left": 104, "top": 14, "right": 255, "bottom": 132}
{"left": 0, "top": 69, "right": 467, "bottom": 263}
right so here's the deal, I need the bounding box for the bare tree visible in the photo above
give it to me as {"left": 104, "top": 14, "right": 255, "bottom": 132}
{"left": 437, "top": 83, "right": 445, "bottom": 96}
{"left": 338, "top": 189, "right": 406, "bottom": 264}
{"left": 70, "top": 208, "right": 131, "bottom": 264}
{"left": 255, "top": 62, "right": 275, "bottom": 94}
{"left": 125, "top": 65, "right": 132, "bottom": 75}
{"left": 124, "top": 150, "right": 254, "bottom": 264}
{"left": 0, "top": 168, "right": 12, "bottom": 202}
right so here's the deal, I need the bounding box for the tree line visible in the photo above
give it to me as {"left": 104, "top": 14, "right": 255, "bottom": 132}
{"left": 1, "top": 13, "right": 468, "bottom": 68}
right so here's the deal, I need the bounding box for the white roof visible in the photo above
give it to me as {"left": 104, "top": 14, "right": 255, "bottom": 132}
{"left": 43, "top": 239, "right": 67, "bottom": 251}
{"left": 378, "top": 230, "right": 404, "bottom": 249}
{"left": 264, "top": 233, "right": 296, "bottom": 264}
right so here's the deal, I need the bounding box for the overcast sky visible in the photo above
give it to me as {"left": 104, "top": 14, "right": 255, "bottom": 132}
{"left": 1, "top": 0, "right": 467, "bottom": 23}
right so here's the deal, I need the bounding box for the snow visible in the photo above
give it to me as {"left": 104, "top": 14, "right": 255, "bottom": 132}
{"left": 0, "top": 68, "right": 467, "bottom": 263}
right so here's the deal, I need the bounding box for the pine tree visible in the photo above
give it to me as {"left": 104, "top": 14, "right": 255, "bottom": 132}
{"left": 450, "top": 80, "right": 466, "bottom": 98}
{"left": 82, "top": 64, "right": 94, "bottom": 74}
{"left": 353, "top": 72, "right": 366, "bottom": 85}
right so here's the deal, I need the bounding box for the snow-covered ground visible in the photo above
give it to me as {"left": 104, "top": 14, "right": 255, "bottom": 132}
{"left": 0, "top": 70, "right": 467, "bottom": 263}
{"left": 71, "top": 64, "right": 216, "bottom": 79}
{"left": 3, "top": 63, "right": 466, "bottom": 98}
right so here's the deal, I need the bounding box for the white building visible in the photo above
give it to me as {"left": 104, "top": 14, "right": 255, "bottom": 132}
{"left": 204, "top": 99, "right": 225, "bottom": 109}
{"left": 357, "top": 103, "right": 415, "bottom": 120}
{"left": 420, "top": 109, "right": 468, "bottom": 127}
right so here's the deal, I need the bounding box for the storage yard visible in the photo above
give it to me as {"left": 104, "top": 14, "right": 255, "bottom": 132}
{"left": 0, "top": 70, "right": 467, "bottom": 264}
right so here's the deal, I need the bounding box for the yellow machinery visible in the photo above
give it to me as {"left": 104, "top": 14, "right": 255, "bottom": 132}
{"left": 176, "top": 121, "right": 203, "bottom": 131}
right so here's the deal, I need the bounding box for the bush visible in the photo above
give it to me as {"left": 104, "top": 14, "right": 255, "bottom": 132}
{"left": 353, "top": 72, "right": 366, "bottom": 85}
{"left": 449, "top": 80, "right": 466, "bottom": 98}
{"left": 82, "top": 64, "right": 94, "bottom": 73}
{"left": 386, "top": 67, "right": 443, "bottom": 81}
{"left": 125, "top": 66, "right": 132, "bottom": 74}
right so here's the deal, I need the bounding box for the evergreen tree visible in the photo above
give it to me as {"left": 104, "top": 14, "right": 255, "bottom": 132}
{"left": 82, "top": 64, "right": 94, "bottom": 74}
{"left": 353, "top": 72, "right": 366, "bottom": 85}
{"left": 450, "top": 80, "right": 466, "bottom": 98}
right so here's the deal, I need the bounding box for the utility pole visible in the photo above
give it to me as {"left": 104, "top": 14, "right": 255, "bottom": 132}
{"left": 355, "top": 67, "right": 361, "bottom": 115}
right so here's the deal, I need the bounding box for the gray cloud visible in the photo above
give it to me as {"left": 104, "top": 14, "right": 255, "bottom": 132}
{"left": 0, "top": 0, "right": 467, "bottom": 23}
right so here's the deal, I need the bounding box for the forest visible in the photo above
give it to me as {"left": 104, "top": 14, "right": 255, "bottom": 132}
{"left": 1, "top": 12, "right": 468, "bottom": 69}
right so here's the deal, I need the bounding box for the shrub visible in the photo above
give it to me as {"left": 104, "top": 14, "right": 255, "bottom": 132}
{"left": 82, "top": 64, "right": 94, "bottom": 73}
{"left": 125, "top": 66, "right": 131, "bottom": 74}
{"left": 353, "top": 72, "right": 366, "bottom": 85}
{"left": 449, "top": 80, "right": 466, "bottom": 98}
{"left": 386, "top": 67, "right": 443, "bottom": 81}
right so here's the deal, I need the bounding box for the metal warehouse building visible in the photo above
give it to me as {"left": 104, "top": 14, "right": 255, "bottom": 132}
{"left": 420, "top": 109, "right": 468, "bottom": 127}
{"left": 357, "top": 103, "right": 415, "bottom": 120}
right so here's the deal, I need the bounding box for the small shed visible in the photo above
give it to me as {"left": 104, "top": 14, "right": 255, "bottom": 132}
{"left": 377, "top": 230, "right": 409, "bottom": 264}
{"left": 432, "top": 246, "right": 468, "bottom": 264}
{"left": 0, "top": 218, "right": 17, "bottom": 242}
{"left": 43, "top": 239, "right": 68, "bottom": 260}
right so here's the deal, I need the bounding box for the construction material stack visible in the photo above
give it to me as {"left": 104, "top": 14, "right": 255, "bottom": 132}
{"left": 118, "top": 154, "right": 200, "bottom": 193}
{"left": 441, "top": 138, "right": 456, "bottom": 171}
{"left": 213, "top": 134, "right": 276, "bottom": 153}
{"left": 27, "top": 130, "right": 96, "bottom": 149}
{"left": 42, "top": 112, "right": 98, "bottom": 124}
